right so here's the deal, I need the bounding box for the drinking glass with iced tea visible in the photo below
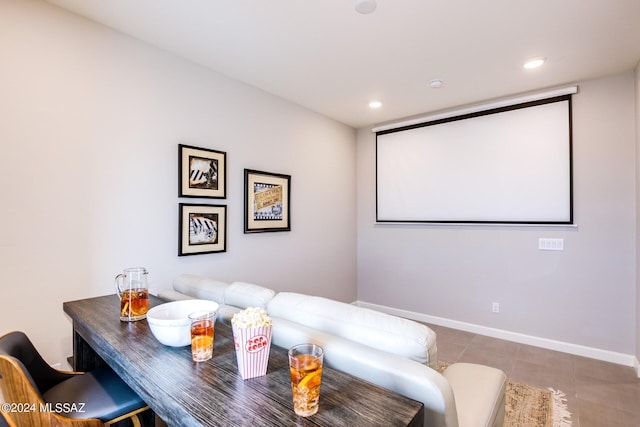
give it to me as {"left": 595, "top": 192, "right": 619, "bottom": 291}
{"left": 189, "top": 310, "right": 216, "bottom": 362}
{"left": 288, "top": 343, "right": 324, "bottom": 417}
{"left": 115, "top": 267, "right": 149, "bottom": 321}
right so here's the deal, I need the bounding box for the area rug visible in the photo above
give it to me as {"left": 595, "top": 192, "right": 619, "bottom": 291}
{"left": 505, "top": 382, "right": 572, "bottom": 427}
{"left": 438, "top": 363, "right": 572, "bottom": 426}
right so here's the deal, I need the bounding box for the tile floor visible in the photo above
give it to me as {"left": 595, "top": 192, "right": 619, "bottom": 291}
{"left": 427, "top": 323, "right": 640, "bottom": 427}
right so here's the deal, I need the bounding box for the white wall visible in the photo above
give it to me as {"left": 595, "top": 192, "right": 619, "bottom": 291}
{"left": 0, "top": 0, "right": 356, "bottom": 366}
{"left": 357, "top": 72, "right": 637, "bottom": 359}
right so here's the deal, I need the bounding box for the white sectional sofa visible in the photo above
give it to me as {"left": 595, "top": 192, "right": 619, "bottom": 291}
{"left": 158, "top": 275, "right": 506, "bottom": 427}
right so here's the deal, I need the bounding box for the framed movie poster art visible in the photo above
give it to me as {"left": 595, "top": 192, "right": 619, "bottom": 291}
{"left": 244, "top": 169, "right": 291, "bottom": 233}
{"left": 178, "top": 144, "right": 227, "bottom": 198}
{"left": 179, "top": 203, "right": 227, "bottom": 255}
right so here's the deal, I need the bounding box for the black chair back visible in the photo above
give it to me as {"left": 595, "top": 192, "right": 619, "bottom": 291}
{"left": 0, "top": 331, "right": 72, "bottom": 394}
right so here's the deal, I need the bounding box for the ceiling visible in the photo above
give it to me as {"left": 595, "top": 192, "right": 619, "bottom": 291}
{"left": 45, "top": 0, "right": 640, "bottom": 129}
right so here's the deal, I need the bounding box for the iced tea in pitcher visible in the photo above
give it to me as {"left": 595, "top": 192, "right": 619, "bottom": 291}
{"left": 115, "top": 267, "right": 149, "bottom": 321}
{"left": 119, "top": 288, "right": 149, "bottom": 321}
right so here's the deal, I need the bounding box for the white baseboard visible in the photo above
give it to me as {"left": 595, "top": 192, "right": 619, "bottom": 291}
{"left": 355, "top": 300, "right": 639, "bottom": 369}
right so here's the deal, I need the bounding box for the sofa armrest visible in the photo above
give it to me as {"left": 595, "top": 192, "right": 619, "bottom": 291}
{"left": 442, "top": 363, "right": 506, "bottom": 427}
{"left": 270, "top": 317, "right": 457, "bottom": 427}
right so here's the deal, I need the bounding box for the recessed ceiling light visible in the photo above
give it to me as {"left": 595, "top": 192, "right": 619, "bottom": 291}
{"left": 523, "top": 57, "right": 546, "bottom": 69}
{"left": 355, "top": 0, "right": 377, "bottom": 14}
{"left": 429, "top": 79, "right": 444, "bottom": 89}
{"left": 369, "top": 101, "right": 382, "bottom": 109}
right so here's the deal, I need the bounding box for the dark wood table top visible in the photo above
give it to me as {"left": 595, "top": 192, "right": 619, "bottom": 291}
{"left": 63, "top": 294, "right": 424, "bottom": 427}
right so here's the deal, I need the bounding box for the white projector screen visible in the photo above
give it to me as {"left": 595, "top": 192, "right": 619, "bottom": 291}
{"left": 376, "top": 96, "right": 573, "bottom": 224}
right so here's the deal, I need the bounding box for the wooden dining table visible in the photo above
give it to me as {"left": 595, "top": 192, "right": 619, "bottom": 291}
{"left": 63, "top": 294, "right": 424, "bottom": 427}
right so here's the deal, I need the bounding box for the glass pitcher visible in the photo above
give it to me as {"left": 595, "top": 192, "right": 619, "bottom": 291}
{"left": 115, "top": 267, "right": 149, "bottom": 321}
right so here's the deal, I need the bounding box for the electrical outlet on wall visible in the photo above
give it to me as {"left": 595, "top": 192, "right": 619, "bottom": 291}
{"left": 492, "top": 302, "right": 500, "bottom": 313}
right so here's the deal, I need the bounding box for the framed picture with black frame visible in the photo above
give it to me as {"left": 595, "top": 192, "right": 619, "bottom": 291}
{"left": 178, "top": 203, "right": 227, "bottom": 255}
{"left": 178, "top": 144, "right": 227, "bottom": 198}
{"left": 244, "top": 169, "right": 291, "bottom": 233}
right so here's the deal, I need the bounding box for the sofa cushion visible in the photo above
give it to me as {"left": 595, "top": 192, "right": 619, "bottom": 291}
{"left": 157, "top": 289, "right": 194, "bottom": 301}
{"left": 224, "top": 282, "right": 275, "bottom": 309}
{"left": 172, "top": 274, "right": 228, "bottom": 304}
{"left": 267, "top": 292, "right": 437, "bottom": 368}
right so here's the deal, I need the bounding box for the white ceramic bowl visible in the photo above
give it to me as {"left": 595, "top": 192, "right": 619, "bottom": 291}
{"left": 146, "top": 299, "right": 219, "bottom": 347}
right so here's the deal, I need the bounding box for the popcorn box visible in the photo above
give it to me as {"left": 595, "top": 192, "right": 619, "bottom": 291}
{"left": 231, "top": 307, "right": 273, "bottom": 379}
{"left": 232, "top": 324, "right": 272, "bottom": 379}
